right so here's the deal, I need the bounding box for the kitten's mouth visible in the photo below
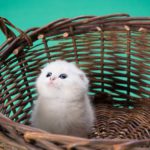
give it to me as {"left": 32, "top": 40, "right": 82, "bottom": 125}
{"left": 47, "top": 81, "right": 57, "bottom": 88}
{"left": 48, "top": 81, "right": 54, "bottom": 85}
{"left": 47, "top": 83, "right": 60, "bottom": 90}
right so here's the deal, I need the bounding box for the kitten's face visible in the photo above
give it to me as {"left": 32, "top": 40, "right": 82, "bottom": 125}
{"left": 36, "top": 60, "right": 89, "bottom": 98}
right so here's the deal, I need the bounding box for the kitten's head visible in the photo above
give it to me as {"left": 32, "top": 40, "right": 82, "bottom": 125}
{"left": 36, "top": 60, "right": 89, "bottom": 98}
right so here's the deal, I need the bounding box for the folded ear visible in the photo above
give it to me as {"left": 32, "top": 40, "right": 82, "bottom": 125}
{"left": 79, "top": 73, "right": 89, "bottom": 86}
{"left": 40, "top": 69, "right": 42, "bottom": 72}
{"left": 40, "top": 68, "right": 44, "bottom": 72}
{"left": 40, "top": 63, "right": 50, "bottom": 72}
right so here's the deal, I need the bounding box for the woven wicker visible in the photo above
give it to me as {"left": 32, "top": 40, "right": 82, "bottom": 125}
{"left": 1, "top": 14, "right": 150, "bottom": 150}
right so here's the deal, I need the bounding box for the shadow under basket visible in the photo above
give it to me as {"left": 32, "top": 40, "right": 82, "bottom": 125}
{"left": 1, "top": 14, "right": 150, "bottom": 150}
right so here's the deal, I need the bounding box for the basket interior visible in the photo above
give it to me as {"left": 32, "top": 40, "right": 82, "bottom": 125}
{"left": 1, "top": 14, "right": 150, "bottom": 139}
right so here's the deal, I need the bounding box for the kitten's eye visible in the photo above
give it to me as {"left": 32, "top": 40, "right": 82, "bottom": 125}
{"left": 59, "top": 73, "right": 67, "bottom": 79}
{"left": 46, "top": 72, "right": 52, "bottom": 77}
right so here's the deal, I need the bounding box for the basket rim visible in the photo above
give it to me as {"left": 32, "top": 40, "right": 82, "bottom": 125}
{"left": 1, "top": 13, "right": 150, "bottom": 59}
{"left": 0, "top": 113, "right": 150, "bottom": 149}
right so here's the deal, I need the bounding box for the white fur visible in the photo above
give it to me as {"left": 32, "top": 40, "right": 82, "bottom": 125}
{"left": 31, "top": 60, "right": 95, "bottom": 137}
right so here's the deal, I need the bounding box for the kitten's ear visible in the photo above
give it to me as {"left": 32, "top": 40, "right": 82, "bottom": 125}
{"left": 41, "top": 63, "right": 50, "bottom": 72}
{"left": 80, "top": 74, "right": 84, "bottom": 81}
{"left": 79, "top": 73, "right": 89, "bottom": 85}
{"left": 40, "top": 68, "right": 45, "bottom": 72}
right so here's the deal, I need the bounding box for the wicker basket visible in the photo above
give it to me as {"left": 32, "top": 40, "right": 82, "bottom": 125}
{"left": 1, "top": 14, "right": 150, "bottom": 150}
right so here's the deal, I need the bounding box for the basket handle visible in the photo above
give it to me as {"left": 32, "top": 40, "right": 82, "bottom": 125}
{"left": 0, "top": 17, "right": 32, "bottom": 59}
{"left": 0, "top": 17, "right": 17, "bottom": 39}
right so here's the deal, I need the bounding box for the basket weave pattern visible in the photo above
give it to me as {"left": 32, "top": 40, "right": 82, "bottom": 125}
{"left": 0, "top": 14, "right": 150, "bottom": 149}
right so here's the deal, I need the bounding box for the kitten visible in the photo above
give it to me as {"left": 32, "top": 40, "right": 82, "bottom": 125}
{"left": 31, "top": 60, "right": 95, "bottom": 137}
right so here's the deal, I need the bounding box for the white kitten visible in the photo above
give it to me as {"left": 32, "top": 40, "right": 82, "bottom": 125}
{"left": 31, "top": 60, "right": 95, "bottom": 137}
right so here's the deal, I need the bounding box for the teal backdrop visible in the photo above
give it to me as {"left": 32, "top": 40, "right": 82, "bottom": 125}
{"left": 0, "top": 0, "right": 150, "bottom": 31}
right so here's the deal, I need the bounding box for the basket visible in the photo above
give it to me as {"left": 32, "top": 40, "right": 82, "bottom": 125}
{"left": 1, "top": 14, "right": 150, "bottom": 150}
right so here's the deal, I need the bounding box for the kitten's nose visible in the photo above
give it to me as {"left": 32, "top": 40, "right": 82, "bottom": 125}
{"left": 50, "top": 77, "right": 56, "bottom": 81}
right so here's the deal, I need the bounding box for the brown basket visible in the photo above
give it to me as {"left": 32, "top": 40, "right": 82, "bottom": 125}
{"left": 1, "top": 14, "right": 150, "bottom": 150}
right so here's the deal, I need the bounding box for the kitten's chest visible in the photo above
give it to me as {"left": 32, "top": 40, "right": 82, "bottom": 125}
{"left": 36, "top": 97, "right": 85, "bottom": 132}
{"left": 39, "top": 99, "right": 73, "bottom": 117}
{"left": 37, "top": 95, "right": 85, "bottom": 120}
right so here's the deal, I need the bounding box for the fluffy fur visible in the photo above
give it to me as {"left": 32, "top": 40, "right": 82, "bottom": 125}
{"left": 31, "top": 60, "right": 95, "bottom": 137}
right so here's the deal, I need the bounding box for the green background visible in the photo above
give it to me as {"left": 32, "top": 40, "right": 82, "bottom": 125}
{"left": 0, "top": 0, "right": 150, "bottom": 31}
